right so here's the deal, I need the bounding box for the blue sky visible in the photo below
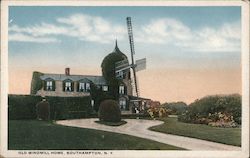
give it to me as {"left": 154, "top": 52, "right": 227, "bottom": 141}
{"left": 9, "top": 6, "right": 241, "bottom": 69}
{"left": 8, "top": 6, "right": 241, "bottom": 103}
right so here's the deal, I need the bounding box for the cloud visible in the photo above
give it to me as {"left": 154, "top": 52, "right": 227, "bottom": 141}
{"left": 8, "top": 33, "right": 60, "bottom": 43}
{"left": 9, "top": 13, "right": 127, "bottom": 44}
{"left": 136, "top": 18, "right": 241, "bottom": 52}
{"left": 56, "top": 14, "right": 126, "bottom": 43}
{"left": 9, "top": 23, "right": 69, "bottom": 37}
{"left": 8, "top": 14, "right": 240, "bottom": 52}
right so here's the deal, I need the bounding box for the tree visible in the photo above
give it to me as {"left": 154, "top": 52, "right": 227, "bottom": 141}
{"left": 162, "top": 101, "right": 187, "bottom": 115}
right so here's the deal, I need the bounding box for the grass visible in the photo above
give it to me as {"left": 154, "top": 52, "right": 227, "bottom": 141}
{"left": 149, "top": 117, "right": 241, "bottom": 146}
{"left": 95, "top": 120, "right": 127, "bottom": 126}
{"left": 8, "top": 120, "right": 183, "bottom": 150}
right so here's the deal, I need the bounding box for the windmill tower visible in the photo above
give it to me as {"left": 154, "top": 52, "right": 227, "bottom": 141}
{"left": 115, "top": 17, "right": 146, "bottom": 113}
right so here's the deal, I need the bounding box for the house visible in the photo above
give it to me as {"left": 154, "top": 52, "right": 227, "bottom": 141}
{"left": 36, "top": 70, "right": 107, "bottom": 97}
{"left": 31, "top": 41, "right": 150, "bottom": 114}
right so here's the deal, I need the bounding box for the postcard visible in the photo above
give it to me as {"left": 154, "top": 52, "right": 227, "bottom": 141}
{"left": 1, "top": 0, "right": 249, "bottom": 158}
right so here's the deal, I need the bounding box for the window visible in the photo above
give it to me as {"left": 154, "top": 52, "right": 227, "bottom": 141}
{"left": 119, "top": 99, "right": 126, "bottom": 110}
{"left": 102, "top": 85, "right": 108, "bottom": 91}
{"left": 46, "top": 81, "right": 53, "bottom": 91}
{"left": 86, "top": 83, "right": 90, "bottom": 91}
{"left": 91, "top": 100, "right": 95, "bottom": 107}
{"left": 79, "top": 82, "right": 85, "bottom": 92}
{"left": 116, "top": 71, "right": 123, "bottom": 79}
{"left": 119, "top": 85, "right": 125, "bottom": 94}
{"left": 65, "top": 81, "right": 72, "bottom": 91}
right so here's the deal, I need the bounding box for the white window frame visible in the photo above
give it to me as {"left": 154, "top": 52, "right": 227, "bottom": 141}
{"left": 79, "top": 82, "right": 85, "bottom": 92}
{"left": 86, "top": 83, "right": 90, "bottom": 91}
{"left": 102, "top": 85, "right": 108, "bottom": 91}
{"left": 91, "top": 99, "right": 95, "bottom": 107}
{"left": 119, "top": 99, "right": 126, "bottom": 110}
{"left": 119, "top": 85, "right": 125, "bottom": 94}
{"left": 65, "top": 81, "right": 72, "bottom": 91}
{"left": 46, "top": 81, "right": 53, "bottom": 91}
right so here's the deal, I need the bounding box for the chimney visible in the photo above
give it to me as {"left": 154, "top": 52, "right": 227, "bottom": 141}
{"left": 65, "top": 68, "right": 70, "bottom": 75}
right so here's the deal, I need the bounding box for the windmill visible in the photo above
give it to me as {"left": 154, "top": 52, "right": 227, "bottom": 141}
{"left": 115, "top": 17, "right": 146, "bottom": 113}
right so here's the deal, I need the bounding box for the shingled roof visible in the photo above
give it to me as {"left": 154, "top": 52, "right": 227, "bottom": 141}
{"left": 40, "top": 73, "right": 107, "bottom": 85}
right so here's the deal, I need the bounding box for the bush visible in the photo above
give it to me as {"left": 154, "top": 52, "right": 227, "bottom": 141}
{"left": 48, "top": 96, "right": 92, "bottom": 120}
{"left": 162, "top": 102, "right": 187, "bottom": 115}
{"left": 8, "top": 95, "right": 92, "bottom": 120}
{"left": 178, "top": 94, "right": 242, "bottom": 125}
{"left": 30, "top": 71, "right": 44, "bottom": 95}
{"left": 8, "top": 95, "right": 42, "bottom": 120}
{"left": 98, "top": 99, "right": 121, "bottom": 122}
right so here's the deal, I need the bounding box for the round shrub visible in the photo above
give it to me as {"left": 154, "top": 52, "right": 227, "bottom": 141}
{"left": 98, "top": 99, "right": 121, "bottom": 122}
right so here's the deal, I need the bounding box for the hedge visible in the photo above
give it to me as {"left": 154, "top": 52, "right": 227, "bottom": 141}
{"left": 48, "top": 96, "right": 92, "bottom": 120}
{"left": 8, "top": 95, "right": 92, "bottom": 120}
{"left": 8, "top": 95, "right": 41, "bottom": 120}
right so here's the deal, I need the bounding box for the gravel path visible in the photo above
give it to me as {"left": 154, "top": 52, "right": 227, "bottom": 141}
{"left": 56, "top": 118, "right": 241, "bottom": 151}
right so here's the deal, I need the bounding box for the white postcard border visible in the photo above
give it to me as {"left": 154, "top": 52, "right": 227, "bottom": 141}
{"left": 1, "top": 1, "right": 249, "bottom": 158}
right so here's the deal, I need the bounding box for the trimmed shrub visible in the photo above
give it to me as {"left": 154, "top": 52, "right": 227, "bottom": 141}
{"left": 8, "top": 95, "right": 42, "bottom": 120}
{"left": 8, "top": 95, "right": 92, "bottom": 120}
{"left": 98, "top": 99, "right": 121, "bottom": 122}
{"left": 47, "top": 96, "right": 92, "bottom": 120}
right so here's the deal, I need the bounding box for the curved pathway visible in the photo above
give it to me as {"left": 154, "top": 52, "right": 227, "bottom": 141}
{"left": 56, "top": 118, "right": 241, "bottom": 151}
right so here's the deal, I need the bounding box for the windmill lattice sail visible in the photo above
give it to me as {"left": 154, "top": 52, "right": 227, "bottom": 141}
{"left": 126, "top": 17, "right": 139, "bottom": 98}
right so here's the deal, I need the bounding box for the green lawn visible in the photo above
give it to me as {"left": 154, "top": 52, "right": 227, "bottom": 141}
{"left": 149, "top": 117, "right": 241, "bottom": 146}
{"left": 8, "top": 120, "right": 183, "bottom": 150}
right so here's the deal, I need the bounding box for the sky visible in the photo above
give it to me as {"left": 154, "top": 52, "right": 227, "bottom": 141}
{"left": 8, "top": 6, "right": 241, "bottom": 104}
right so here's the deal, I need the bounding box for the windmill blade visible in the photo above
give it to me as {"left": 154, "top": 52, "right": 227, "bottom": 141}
{"left": 127, "top": 17, "right": 135, "bottom": 55}
{"left": 127, "top": 17, "right": 139, "bottom": 98}
{"left": 135, "top": 58, "right": 146, "bottom": 72}
{"left": 115, "top": 59, "right": 129, "bottom": 70}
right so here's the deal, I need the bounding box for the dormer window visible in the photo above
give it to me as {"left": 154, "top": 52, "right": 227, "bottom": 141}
{"left": 119, "top": 85, "right": 125, "bottom": 94}
{"left": 77, "top": 79, "right": 91, "bottom": 92}
{"left": 46, "top": 81, "right": 53, "bottom": 91}
{"left": 102, "top": 85, "right": 108, "bottom": 92}
{"left": 86, "top": 83, "right": 90, "bottom": 91}
{"left": 44, "top": 78, "right": 55, "bottom": 91}
{"left": 63, "top": 79, "right": 74, "bottom": 92}
{"left": 65, "top": 82, "right": 72, "bottom": 91}
{"left": 79, "top": 82, "right": 85, "bottom": 92}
